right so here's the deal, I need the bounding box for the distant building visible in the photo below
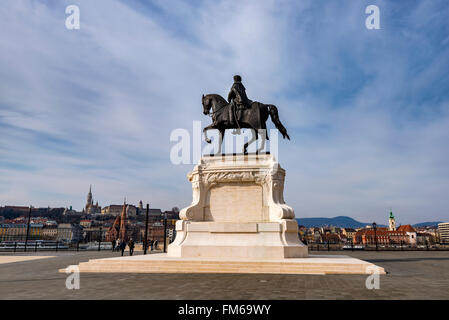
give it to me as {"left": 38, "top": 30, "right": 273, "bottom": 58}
{"left": 80, "top": 220, "right": 93, "bottom": 228}
{"left": 0, "top": 224, "right": 43, "bottom": 241}
{"left": 148, "top": 208, "right": 163, "bottom": 219}
{"left": 2, "top": 206, "right": 29, "bottom": 215}
{"left": 322, "top": 233, "right": 341, "bottom": 244}
{"left": 57, "top": 224, "right": 83, "bottom": 242}
{"left": 102, "top": 204, "right": 137, "bottom": 217}
{"left": 105, "top": 202, "right": 129, "bottom": 242}
{"left": 84, "top": 185, "right": 101, "bottom": 215}
{"left": 354, "top": 228, "right": 406, "bottom": 245}
{"left": 119, "top": 202, "right": 128, "bottom": 242}
{"left": 138, "top": 200, "right": 144, "bottom": 215}
{"left": 45, "top": 220, "right": 58, "bottom": 226}
{"left": 342, "top": 228, "right": 356, "bottom": 240}
{"left": 397, "top": 224, "right": 417, "bottom": 246}
{"left": 438, "top": 222, "right": 449, "bottom": 244}
{"left": 41, "top": 225, "right": 58, "bottom": 240}
{"left": 416, "top": 232, "right": 433, "bottom": 245}
{"left": 354, "top": 211, "right": 417, "bottom": 246}
{"left": 163, "top": 210, "right": 180, "bottom": 220}
{"left": 389, "top": 210, "right": 396, "bottom": 231}
{"left": 106, "top": 214, "right": 121, "bottom": 242}
{"left": 62, "top": 207, "right": 82, "bottom": 216}
{"left": 83, "top": 227, "right": 106, "bottom": 242}
{"left": 312, "top": 228, "right": 322, "bottom": 242}
{"left": 136, "top": 208, "right": 177, "bottom": 244}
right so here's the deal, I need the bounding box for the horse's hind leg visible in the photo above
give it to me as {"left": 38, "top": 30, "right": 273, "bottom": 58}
{"left": 216, "top": 128, "right": 225, "bottom": 155}
{"left": 257, "top": 129, "right": 266, "bottom": 153}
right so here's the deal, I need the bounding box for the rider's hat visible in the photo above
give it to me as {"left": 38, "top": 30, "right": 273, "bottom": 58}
{"left": 233, "top": 75, "right": 242, "bottom": 82}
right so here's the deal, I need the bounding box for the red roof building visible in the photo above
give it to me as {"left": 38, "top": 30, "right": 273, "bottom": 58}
{"left": 354, "top": 227, "right": 414, "bottom": 245}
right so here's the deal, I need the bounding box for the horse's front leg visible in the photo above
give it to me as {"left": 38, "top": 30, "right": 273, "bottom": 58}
{"left": 203, "top": 124, "right": 215, "bottom": 144}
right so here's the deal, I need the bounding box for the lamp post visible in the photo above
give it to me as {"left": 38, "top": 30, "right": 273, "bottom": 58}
{"left": 163, "top": 211, "right": 168, "bottom": 253}
{"left": 24, "top": 206, "right": 32, "bottom": 252}
{"left": 98, "top": 226, "right": 102, "bottom": 251}
{"left": 144, "top": 204, "right": 149, "bottom": 255}
{"left": 372, "top": 222, "right": 378, "bottom": 251}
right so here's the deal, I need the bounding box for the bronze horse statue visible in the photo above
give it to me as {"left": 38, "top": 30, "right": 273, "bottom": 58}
{"left": 202, "top": 94, "right": 290, "bottom": 154}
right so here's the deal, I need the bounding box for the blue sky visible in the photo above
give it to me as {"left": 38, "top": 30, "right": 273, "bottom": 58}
{"left": 0, "top": 0, "right": 448, "bottom": 224}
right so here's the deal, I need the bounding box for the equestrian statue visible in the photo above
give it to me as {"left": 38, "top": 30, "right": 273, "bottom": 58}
{"left": 202, "top": 75, "right": 290, "bottom": 154}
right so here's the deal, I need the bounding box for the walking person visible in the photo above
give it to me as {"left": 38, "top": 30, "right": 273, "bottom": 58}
{"left": 120, "top": 240, "right": 126, "bottom": 256}
{"left": 112, "top": 239, "right": 116, "bottom": 252}
{"left": 149, "top": 239, "right": 154, "bottom": 252}
{"left": 128, "top": 238, "right": 135, "bottom": 256}
{"left": 145, "top": 240, "right": 150, "bottom": 253}
{"left": 154, "top": 239, "right": 158, "bottom": 251}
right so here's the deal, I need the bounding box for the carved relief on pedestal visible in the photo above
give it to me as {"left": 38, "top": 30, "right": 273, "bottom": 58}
{"left": 179, "top": 154, "right": 295, "bottom": 222}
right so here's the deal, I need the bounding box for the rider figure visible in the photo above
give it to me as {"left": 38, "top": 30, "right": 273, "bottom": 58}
{"left": 228, "top": 75, "right": 250, "bottom": 134}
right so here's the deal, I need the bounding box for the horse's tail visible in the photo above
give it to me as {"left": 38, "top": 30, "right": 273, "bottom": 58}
{"left": 268, "top": 105, "right": 290, "bottom": 140}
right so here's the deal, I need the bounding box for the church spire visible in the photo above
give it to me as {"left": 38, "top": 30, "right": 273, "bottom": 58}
{"left": 86, "top": 184, "right": 93, "bottom": 207}
{"left": 119, "top": 199, "right": 128, "bottom": 242}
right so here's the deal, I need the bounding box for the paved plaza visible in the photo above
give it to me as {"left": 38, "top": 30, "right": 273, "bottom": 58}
{"left": 0, "top": 250, "right": 448, "bottom": 299}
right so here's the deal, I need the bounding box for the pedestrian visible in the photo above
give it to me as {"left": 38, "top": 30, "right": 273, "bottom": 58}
{"left": 116, "top": 239, "right": 121, "bottom": 252}
{"left": 120, "top": 240, "right": 126, "bottom": 256}
{"left": 154, "top": 239, "right": 158, "bottom": 251}
{"left": 112, "top": 239, "right": 116, "bottom": 252}
{"left": 149, "top": 239, "right": 154, "bottom": 251}
{"left": 128, "top": 238, "right": 135, "bottom": 256}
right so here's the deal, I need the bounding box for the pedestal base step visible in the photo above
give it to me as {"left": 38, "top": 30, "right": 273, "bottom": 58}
{"left": 60, "top": 254, "right": 386, "bottom": 275}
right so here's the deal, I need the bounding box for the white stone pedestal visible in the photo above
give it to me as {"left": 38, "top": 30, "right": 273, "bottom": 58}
{"left": 167, "top": 153, "right": 308, "bottom": 259}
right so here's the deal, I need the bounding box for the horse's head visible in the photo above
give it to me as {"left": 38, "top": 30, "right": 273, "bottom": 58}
{"left": 202, "top": 94, "right": 211, "bottom": 115}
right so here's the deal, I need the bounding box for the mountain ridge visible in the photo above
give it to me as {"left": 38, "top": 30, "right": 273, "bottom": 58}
{"left": 296, "top": 216, "right": 442, "bottom": 228}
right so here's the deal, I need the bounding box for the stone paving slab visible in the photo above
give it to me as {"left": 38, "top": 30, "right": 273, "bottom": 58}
{"left": 0, "top": 251, "right": 448, "bottom": 299}
{"left": 0, "top": 256, "right": 55, "bottom": 265}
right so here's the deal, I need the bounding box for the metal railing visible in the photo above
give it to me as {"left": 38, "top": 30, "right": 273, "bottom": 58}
{"left": 0, "top": 240, "right": 116, "bottom": 252}
{"left": 306, "top": 242, "right": 449, "bottom": 251}
{"left": 0, "top": 239, "right": 175, "bottom": 253}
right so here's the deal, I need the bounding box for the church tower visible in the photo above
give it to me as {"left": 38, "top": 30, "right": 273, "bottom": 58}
{"left": 85, "top": 185, "right": 101, "bottom": 215}
{"left": 389, "top": 210, "right": 396, "bottom": 231}
{"left": 86, "top": 185, "right": 93, "bottom": 207}
{"left": 119, "top": 200, "right": 128, "bottom": 242}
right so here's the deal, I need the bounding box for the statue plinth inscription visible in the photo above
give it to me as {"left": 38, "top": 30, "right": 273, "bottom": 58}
{"left": 167, "top": 153, "right": 308, "bottom": 259}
